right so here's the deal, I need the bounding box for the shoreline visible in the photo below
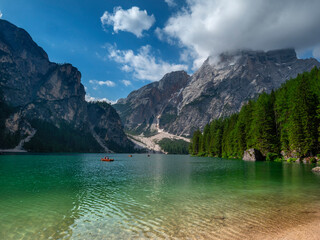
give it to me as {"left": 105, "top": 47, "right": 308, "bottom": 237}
{"left": 251, "top": 210, "right": 320, "bottom": 240}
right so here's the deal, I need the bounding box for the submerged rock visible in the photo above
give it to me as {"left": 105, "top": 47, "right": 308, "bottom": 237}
{"left": 243, "top": 148, "right": 265, "bottom": 161}
{"left": 311, "top": 167, "right": 320, "bottom": 173}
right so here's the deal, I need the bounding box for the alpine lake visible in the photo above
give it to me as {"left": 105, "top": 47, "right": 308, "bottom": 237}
{"left": 1, "top": 154, "right": 320, "bottom": 239}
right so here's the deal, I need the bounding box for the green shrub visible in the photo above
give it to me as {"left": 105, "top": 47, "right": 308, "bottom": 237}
{"left": 287, "top": 158, "right": 297, "bottom": 163}
{"left": 197, "top": 151, "right": 207, "bottom": 157}
{"left": 266, "top": 153, "right": 279, "bottom": 161}
{"left": 274, "top": 157, "right": 284, "bottom": 162}
{"left": 309, "top": 157, "right": 317, "bottom": 163}
{"left": 228, "top": 153, "right": 241, "bottom": 159}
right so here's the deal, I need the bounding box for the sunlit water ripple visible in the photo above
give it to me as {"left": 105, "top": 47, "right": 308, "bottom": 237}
{"left": 1, "top": 154, "right": 320, "bottom": 239}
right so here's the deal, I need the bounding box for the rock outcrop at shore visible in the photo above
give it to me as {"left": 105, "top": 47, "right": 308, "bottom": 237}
{"left": 115, "top": 49, "right": 320, "bottom": 137}
{"left": 311, "top": 167, "right": 320, "bottom": 173}
{"left": 243, "top": 149, "right": 265, "bottom": 161}
{"left": 0, "top": 19, "right": 133, "bottom": 152}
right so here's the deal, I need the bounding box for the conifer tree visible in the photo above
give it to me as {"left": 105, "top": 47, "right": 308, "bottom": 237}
{"left": 288, "top": 75, "right": 318, "bottom": 156}
{"left": 190, "top": 67, "right": 320, "bottom": 159}
{"left": 190, "top": 129, "right": 202, "bottom": 155}
{"left": 249, "top": 93, "right": 278, "bottom": 155}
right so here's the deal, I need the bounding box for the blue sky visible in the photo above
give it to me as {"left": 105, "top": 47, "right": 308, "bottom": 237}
{"left": 1, "top": 0, "right": 320, "bottom": 103}
{"left": 0, "top": 0, "right": 189, "bottom": 102}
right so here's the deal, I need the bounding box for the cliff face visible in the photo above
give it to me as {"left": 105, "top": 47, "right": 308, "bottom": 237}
{"left": 115, "top": 49, "right": 320, "bottom": 137}
{"left": 0, "top": 20, "right": 132, "bottom": 152}
{"left": 87, "top": 102, "right": 133, "bottom": 152}
{"left": 114, "top": 71, "right": 190, "bottom": 135}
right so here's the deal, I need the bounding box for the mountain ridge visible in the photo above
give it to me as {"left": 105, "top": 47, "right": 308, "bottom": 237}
{"left": 115, "top": 48, "right": 320, "bottom": 137}
{"left": 114, "top": 70, "right": 190, "bottom": 136}
{"left": 0, "top": 19, "right": 134, "bottom": 152}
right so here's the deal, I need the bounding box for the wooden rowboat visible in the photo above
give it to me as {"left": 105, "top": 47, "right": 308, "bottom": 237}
{"left": 101, "top": 158, "right": 114, "bottom": 162}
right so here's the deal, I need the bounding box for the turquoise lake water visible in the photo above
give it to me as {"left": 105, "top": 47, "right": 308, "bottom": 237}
{"left": 1, "top": 154, "right": 320, "bottom": 239}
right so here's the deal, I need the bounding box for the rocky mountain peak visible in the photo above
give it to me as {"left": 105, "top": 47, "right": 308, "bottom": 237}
{"left": 158, "top": 70, "right": 189, "bottom": 90}
{"left": 203, "top": 48, "right": 297, "bottom": 71}
{"left": 265, "top": 48, "right": 297, "bottom": 63}
{"left": 116, "top": 48, "right": 320, "bottom": 137}
{"left": 114, "top": 70, "right": 190, "bottom": 134}
{"left": 218, "top": 48, "right": 296, "bottom": 63}
{"left": 0, "top": 19, "right": 49, "bottom": 62}
{"left": 0, "top": 19, "right": 134, "bottom": 153}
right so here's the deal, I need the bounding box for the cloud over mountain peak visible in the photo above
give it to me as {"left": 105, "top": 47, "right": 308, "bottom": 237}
{"left": 161, "top": 0, "right": 320, "bottom": 68}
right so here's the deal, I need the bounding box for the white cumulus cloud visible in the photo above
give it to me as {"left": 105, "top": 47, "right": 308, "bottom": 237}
{"left": 121, "top": 80, "right": 132, "bottom": 86}
{"left": 101, "top": 6, "right": 155, "bottom": 38}
{"left": 89, "top": 80, "right": 116, "bottom": 87}
{"left": 154, "top": 27, "right": 174, "bottom": 45}
{"left": 108, "top": 45, "right": 188, "bottom": 81}
{"left": 0, "top": 11, "right": 3, "bottom": 18}
{"left": 161, "top": 0, "right": 320, "bottom": 68}
{"left": 165, "top": 0, "right": 176, "bottom": 7}
{"left": 313, "top": 46, "right": 320, "bottom": 59}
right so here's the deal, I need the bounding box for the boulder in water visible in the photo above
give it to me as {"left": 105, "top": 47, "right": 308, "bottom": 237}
{"left": 243, "top": 149, "right": 265, "bottom": 161}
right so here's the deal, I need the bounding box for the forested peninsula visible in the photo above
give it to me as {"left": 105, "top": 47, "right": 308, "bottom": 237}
{"left": 190, "top": 67, "right": 320, "bottom": 162}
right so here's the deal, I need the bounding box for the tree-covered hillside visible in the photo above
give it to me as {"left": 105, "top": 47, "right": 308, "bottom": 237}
{"left": 0, "top": 95, "right": 21, "bottom": 149}
{"left": 190, "top": 67, "right": 320, "bottom": 159}
{"left": 24, "top": 119, "right": 102, "bottom": 153}
{"left": 157, "top": 138, "right": 189, "bottom": 154}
